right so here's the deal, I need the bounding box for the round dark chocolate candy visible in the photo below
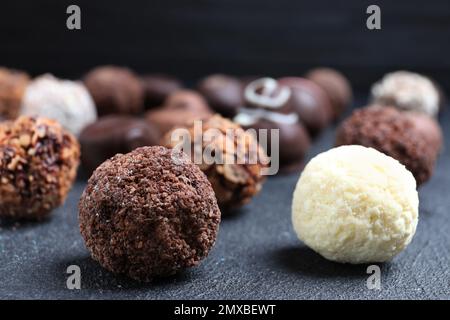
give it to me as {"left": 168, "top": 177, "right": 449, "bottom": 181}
{"left": 305, "top": 68, "right": 353, "bottom": 120}
{"left": 141, "top": 74, "right": 182, "bottom": 109}
{"left": 79, "top": 115, "right": 160, "bottom": 174}
{"left": 79, "top": 146, "right": 221, "bottom": 282}
{"left": 197, "top": 74, "right": 243, "bottom": 117}
{"left": 83, "top": 66, "right": 144, "bottom": 116}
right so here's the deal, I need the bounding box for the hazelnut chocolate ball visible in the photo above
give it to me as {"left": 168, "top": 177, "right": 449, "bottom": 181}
{"left": 163, "top": 115, "right": 268, "bottom": 210}
{"left": 79, "top": 115, "right": 160, "bottom": 174}
{"left": 278, "top": 77, "right": 333, "bottom": 136}
{"left": 141, "top": 74, "right": 182, "bottom": 109}
{"left": 336, "top": 106, "right": 442, "bottom": 185}
{"left": 0, "top": 67, "right": 29, "bottom": 120}
{"left": 305, "top": 68, "right": 353, "bottom": 120}
{"left": 79, "top": 146, "right": 221, "bottom": 282}
{"left": 21, "top": 74, "right": 97, "bottom": 136}
{"left": 197, "top": 74, "right": 244, "bottom": 117}
{"left": 83, "top": 66, "right": 144, "bottom": 116}
{"left": 0, "top": 116, "right": 80, "bottom": 219}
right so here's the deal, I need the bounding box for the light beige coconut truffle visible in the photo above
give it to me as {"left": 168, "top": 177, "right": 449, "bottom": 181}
{"left": 371, "top": 71, "right": 441, "bottom": 117}
{"left": 292, "top": 145, "right": 419, "bottom": 264}
{"left": 21, "top": 74, "right": 97, "bottom": 136}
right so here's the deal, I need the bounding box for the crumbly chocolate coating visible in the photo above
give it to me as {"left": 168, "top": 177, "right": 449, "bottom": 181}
{"left": 0, "top": 68, "right": 29, "bottom": 120}
{"left": 83, "top": 66, "right": 144, "bottom": 116}
{"left": 79, "top": 146, "right": 221, "bottom": 282}
{"left": 197, "top": 74, "right": 244, "bottom": 117}
{"left": 0, "top": 116, "right": 80, "bottom": 219}
{"left": 163, "top": 115, "right": 267, "bottom": 210}
{"left": 336, "top": 106, "right": 441, "bottom": 185}
{"left": 141, "top": 74, "right": 182, "bottom": 109}
{"left": 305, "top": 68, "right": 353, "bottom": 120}
{"left": 79, "top": 115, "right": 160, "bottom": 174}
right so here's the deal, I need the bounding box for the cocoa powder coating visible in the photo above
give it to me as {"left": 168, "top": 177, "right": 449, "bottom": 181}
{"left": 79, "top": 146, "right": 221, "bottom": 282}
{"left": 336, "top": 106, "right": 441, "bottom": 185}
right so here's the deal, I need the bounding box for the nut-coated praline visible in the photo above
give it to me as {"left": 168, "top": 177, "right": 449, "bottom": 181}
{"left": 79, "top": 146, "right": 221, "bottom": 282}
{"left": 0, "top": 116, "right": 80, "bottom": 219}
{"left": 163, "top": 115, "right": 268, "bottom": 210}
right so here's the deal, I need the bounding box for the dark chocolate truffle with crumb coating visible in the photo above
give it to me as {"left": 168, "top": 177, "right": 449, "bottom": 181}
{"left": 79, "top": 146, "right": 221, "bottom": 282}
{"left": 0, "top": 116, "right": 80, "bottom": 219}
{"left": 83, "top": 66, "right": 144, "bottom": 116}
{"left": 336, "top": 105, "right": 442, "bottom": 186}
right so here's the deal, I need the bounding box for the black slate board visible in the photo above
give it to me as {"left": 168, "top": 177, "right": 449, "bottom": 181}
{"left": 1, "top": 107, "right": 449, "bottom": 300}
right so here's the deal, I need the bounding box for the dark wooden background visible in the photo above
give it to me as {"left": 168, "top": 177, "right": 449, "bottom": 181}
{"left": 1, "top": 0, "right": 449, "bottom": 91}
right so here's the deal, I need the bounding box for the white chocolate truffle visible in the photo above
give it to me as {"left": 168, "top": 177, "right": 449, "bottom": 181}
{"left": 21, "top": 74, "right": 97, "bottom": 136}
{"left": 371, "top": 71, "right": 440, "bottom": 117}
{"left": 292, "top": 145, "right": 419, "bottom": 264}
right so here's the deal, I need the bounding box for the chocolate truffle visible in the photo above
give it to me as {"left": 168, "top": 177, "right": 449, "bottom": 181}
{"left": 141, "top": 74, "right": 182, "bottom": 109}
{"left": 163, "top": 115, "right": 268, "bottom": 210}
{"left": 146, "top": 108, "right": 211, "bottom": 135}
{"left": 79, "top": 146, "right": 220, "bottom": 281}
{"left": 165, "top": 90, "right": 212, "bottom": 114}
{"left": 292, "top": 145, "right": 418, "bottom": 263}
{"left": 21, "top": 74, "right": 97, "bottom": 136}
{"left": 278, "top": 77, "right": 333, "bottom": 136}
{"left": 371, "top": 71, "right": 441, "bottom": 117}
{"left": 79, "top": 115, "right": 160, "bottom": 174}
{"left": 0, "top": 67, "right": 29, "bottom": 120}
{"left": 234, "top": 112, "right": 310, "bottom": 174}
{"left": 197, "top": 74, "right": 243, "bottom": 117}
{"left": 145, "top": 91, "right": 212, "bottom": 135}
{"left": 336, "top": 106, "right": 442, "bottom": 185}
{"left": 0, "top": 116, "right": 80, "bottom": 220}
{"left": 305, "top": 68, "right": 353, "bottom": 120}
{"left": 83, "top": 66, "right": 144, "bottom": 116}
{"left": 236, "top": 77, "right": 311, "bottom": 172}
